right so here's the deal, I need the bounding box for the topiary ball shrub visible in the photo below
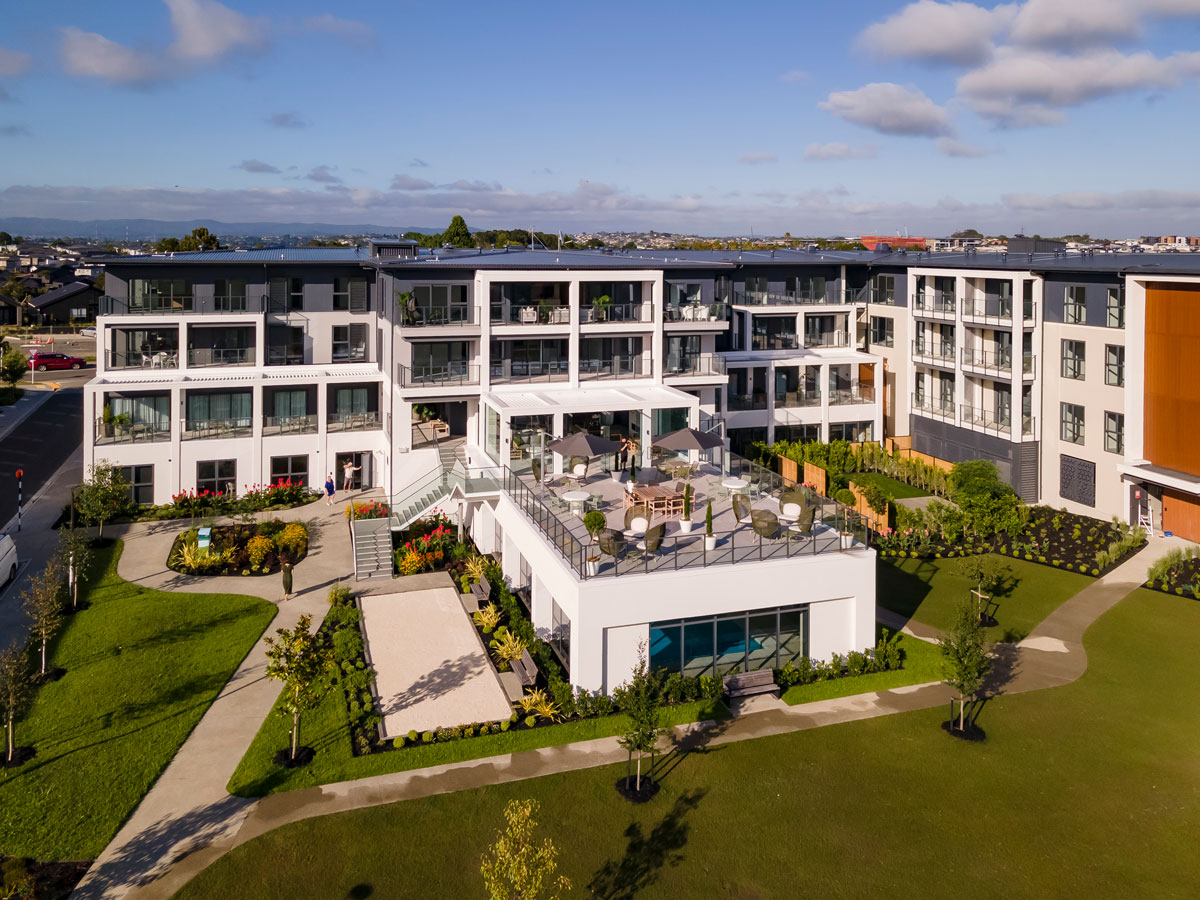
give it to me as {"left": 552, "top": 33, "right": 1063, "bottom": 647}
{"left": 407, "top": 729, "right": 418, "bottom": 742}
{"left": 524, "top": 715, "right": 537, "bottom": 728}
{"left": 1026, "top": 554, "right": 1033, "bottom": 560}
{"left": 1092, "top": 568, "right": 1099, "bottom": 576}
{"left": 392, "top": 736, "right": 405, "bottom": 749}
{"left": 422, "top": 730, "right": 435, "bottom": 743}
{"left": 500, "top": 720, "right": 511, "bottom": 732}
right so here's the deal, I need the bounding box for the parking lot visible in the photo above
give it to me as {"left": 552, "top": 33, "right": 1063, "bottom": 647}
{"left": 2, "top": 334, "right": 97, "bottom": 388}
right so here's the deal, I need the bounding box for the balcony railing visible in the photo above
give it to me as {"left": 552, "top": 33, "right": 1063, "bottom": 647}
{"left": 868, "top": 286, "right": 896, "bottom": 305}
{"left": 960, "top": 404, "right": 1013, "bottom": 437}
{"left": 1023, "top": 353, "right": 1036, "bottom": 376}
{"left": 266, "top": 346, "right": 305, "bottom": 366}
{"left": 397, "top": 363, "right": 481, "bottom": 387}
{"left": 101, "top": 295, "right": 265, "bottom": 315}
{"left": 728, "top": 393, "right": 768, "bottom": 411}
{"left": 578, "top": 356, "right": 646, "bottom": 380}
{"left": 399, "top": 303, "right": 476, "bottom": 327}
{"left": 803, "top": 330, "right": 849, "bottom": 348}
{"left": 581, "top": 303, "right": 652, "bottom": 324}
{"left": 489, "top": 360, "right": 570, "bottom": 383}
{"left": 665, "top": 354, "right": 726, "bottom": 377}
{"left": 182, "top": 418, "right": 253, "bottom": 440}
{"left": 94, "top": 418, "right": 171, "bottom": 445}
{"left": 665, "top": 301, "right": 727, "bottom": 323}
{"left": 829, "top": 386, "right": 875, "bottom": 405}
{"left": 733, "top": 290, "right": 837, "bottom": 306}
{"left": 961, "top": 299, "right": 1013, "bottom": 324}
{"left": 327, "top": 410, "right": 381, "bottom": 432}
{"left": 490, "top": 303, "right": 571, "bottom": 325}
{"left": 911, "top": 339, "right": 956, "bottom": 365}
{"left": 108, "top": 349, "right": 180, "bottom": 370}
{"left": 912, "top": 293, "right": 957, "bottom": 318}
{"left": 263, "top": 414, "right": 318, "bottom": 436}
{"left": 775, "top": 389, "right": 821, "bottom": 408}
{"left": 187, "top": 347, "right": 255, "bottom": 367}
{"left": 912, "top": 393, "right": 954, "bottom": 419}
{"left": 962, "top": 348, "right": 1013, "bottom": 375}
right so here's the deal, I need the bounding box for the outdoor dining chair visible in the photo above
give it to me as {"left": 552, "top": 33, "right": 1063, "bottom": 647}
{"left": 635, "top": 524, "right": 665, "bottom": 561}
{"left": 733, "top": 494, "right": 754, "bottom": 526}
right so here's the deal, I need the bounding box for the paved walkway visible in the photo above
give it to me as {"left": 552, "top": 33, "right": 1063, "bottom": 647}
{"left": 71, "top": 533, "right": 1184, "bottom": 900}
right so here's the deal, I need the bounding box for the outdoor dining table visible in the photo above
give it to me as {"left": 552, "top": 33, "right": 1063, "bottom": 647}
{"left": 561, "top": 489, "right": 590, "bottom": 516}
{"left": 722, "top": 477, "right": 749, "bottom": 495}
{"left": 629, "top": 484, "right": 684, "bottom": 517}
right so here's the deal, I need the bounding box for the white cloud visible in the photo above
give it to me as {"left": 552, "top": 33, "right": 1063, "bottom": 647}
{"left": 444, "top": 179, "right": 503, "bottom": 192}
{"left": 858, "top": 1, "right": 1017, "bottom": 66}
{"left": 937, "top": 137, "right": 986, "bottom": 157}
{"left": 1007, "top": 0, "right": 1200, "bottom": 49}
{"left": 0, "top": 46, "right": 32, "bottom": 77}
{"left": 737, "top": 153, "right": 777, "bottom": 165}
{"left": 819, "top": 82, "right": 953, "bottom": 137}
{"left": 59, "top": 27, "right": 158, "bottom": 85}
{"left": 304, "top": 165, "right": 342, "bottom": 184}
{"left": 389, "top": 174, "right": 434, "bottom": 191}
{"left": 804, "top": 142, "right": 877, "bottom": 161}
{"left": 779, "top": 70, "right": 808, "bottom": 83}
{"left": 165, "top": 0, "right": 266, "bottom": 61}
{"left": 265, "top": 112, "right": 306, "bottom": 129}
{"left": 303, "top": 14, "right": 376, "bottom": 49}
{"left": 235, "top": 159, "right": 280, "bottom": 174}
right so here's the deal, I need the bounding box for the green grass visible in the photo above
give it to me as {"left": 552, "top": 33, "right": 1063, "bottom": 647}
{"left": 173, "top": 587, "right": 1200, "bottom": 899}
{"left": 849, "top": 471, "right": 930, "bottom": 499}
{"left": 0, "top": 542, "right": 276, "bottom": 860}
{"left": 879, "top": 553, "right": 1091, "bottom": 641}
{"left": 228, "top": 690, "right": 728, "bottom": 798}
{"left": 780, "top": 625, "right": 942, "bottom": 705}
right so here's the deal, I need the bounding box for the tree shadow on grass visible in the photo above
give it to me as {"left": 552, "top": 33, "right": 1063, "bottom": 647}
{"left": 587, "top": 789, "right": 706, "bottom": 900}
{"left": 650, "top": 715, "right": 734, "bottom": 787}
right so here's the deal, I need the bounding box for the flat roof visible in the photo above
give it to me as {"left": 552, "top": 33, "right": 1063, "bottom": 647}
{"left": 482, "top": 383, "right": 698, "bottom": 417}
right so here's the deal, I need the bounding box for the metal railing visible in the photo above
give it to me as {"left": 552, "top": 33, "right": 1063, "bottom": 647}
{"left": 182, "top": 418, "right": 253, "bottom": 440}
{"left": 489, "top": 360, "right": 571, "bottom": 383}
{"left": 100, "top": 295, "right": 265, "bottom": 315}
{"left": 1022, "top": 415, "right": 1036, "bottom": 436}
{"left": 108, "top": 349, "right": 180, "bottom": 370}
{"left": 961, "top": 299, "right": 1013, "bottom": 323}
{"left": 960, "top": 404, "right": 1013, "bottom": 436}
{"left": 266, "top": 347, "right": 305, "bottom": 366}
{"left": 327, "top": 410, "right": 381, "bottom": 432}
{"left": 962, "top": 348, "right": 1013, "bottom": 375}
{"left": 803, "top": 330, "right": 849, "bottom": 348}
{"left": 578, "top": 356, "right": 646, "bottom": 380}
{"left": 187, "top": 347, "right": 255, "bottom": 367}
{"left": 399, "top": 303, "right": 476, "bottom": 327}
{"left": 911, "top": 339, "right": 956, "bottom": 365}
{"left": 732, "top": 290, "right": 837, "bottom": 306}
{"left": 912, "top": 293, "right": 956, "bottom": 317}
{"left": 868, "top": 286, "right": 896, "bottom": 305}
{"left": 94, "top": 418, "right": 171, "bottom": 444}
{"left": 263, "top": 414, "right": 318, "bottom": 436}
{"left": 1023, "top": 354, "right": 1036, "bottom": 376}
{"left": 829, "top": 386, "right": 875, "bottom": 405}
{"left": 581, "top": 303, "right": 652, "bottom": 323}
{"left": 665, "top": 301, "right": 727, "bottom": 322}
{"left": 397, "top": 363, "right": 480, "bottom": 387}
{"left": 774, "top": 389, "right": 821, "bottom": 408}
{"left": 490, "top": 303, "right": 572, "bottom": 325}
{"left": 664, "top": 354, "right": 726, "bottom": 377}
{"left": 912, "top": 393, "right": 954, "bottom": 419}
{"left": 728, "top": 393, "right": 768, "bottom": 411}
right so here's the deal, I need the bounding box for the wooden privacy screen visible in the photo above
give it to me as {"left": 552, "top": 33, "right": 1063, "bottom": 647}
{"left": 1145, "top": 283, "right": 1200, "bottom": 477}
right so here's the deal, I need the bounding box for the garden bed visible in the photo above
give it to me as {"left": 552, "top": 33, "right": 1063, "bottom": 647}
{"left": 59, "top": 479, "right": 320, "bottom": 529}
{"left": 1144, "top": 546, "right": 1200, "bottom": 597}
{"left": 167, "top": 520, "right": 309, "bottom": 577}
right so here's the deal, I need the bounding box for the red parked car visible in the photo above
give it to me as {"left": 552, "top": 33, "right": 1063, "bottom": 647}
{"left": 28, "top": 352, "right": 85, "bottom": 372}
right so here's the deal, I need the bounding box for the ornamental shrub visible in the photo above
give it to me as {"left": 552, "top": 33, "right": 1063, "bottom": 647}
{"left": 524, "top": 715, "right": 537, "bottom": 728}
{"left": 500, "top": 719, "right": 510, "bottom": 732}
{"left": 246, "top": 534, "right": 275, "bottom": 568}
{"left": 277, "top": 522, "right": 309, "bottom": 557}
{"left": 332, "top": 628, "right": 364, "bottom": 662}
{"left": 329, "top": 584, "right": 354, "bottom": 606}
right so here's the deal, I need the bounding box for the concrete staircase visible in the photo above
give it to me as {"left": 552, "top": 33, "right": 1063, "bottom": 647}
{"left": 352, "top": 517, "right": 394, "bottom": 580}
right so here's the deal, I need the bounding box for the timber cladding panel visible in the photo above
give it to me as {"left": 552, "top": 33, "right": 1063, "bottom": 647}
{"left": 1145, "top": 283, "right": 1200, "bottom": 476}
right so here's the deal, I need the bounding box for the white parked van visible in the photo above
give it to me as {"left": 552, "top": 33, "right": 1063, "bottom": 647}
{"left": 0, "top": 533, "right": 17, "bottom": 586}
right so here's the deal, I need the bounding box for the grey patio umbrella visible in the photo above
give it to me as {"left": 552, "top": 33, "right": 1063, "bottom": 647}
{"left": 545, "top": 431, "right": 621, "bottom": 458}
{"left": 652, "top": 427, "right": 724, "bottom": 452}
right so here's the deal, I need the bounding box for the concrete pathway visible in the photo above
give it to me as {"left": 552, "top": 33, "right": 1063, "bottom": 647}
{"left": 71, "top": 532, "right": 1183, "bottom": 900}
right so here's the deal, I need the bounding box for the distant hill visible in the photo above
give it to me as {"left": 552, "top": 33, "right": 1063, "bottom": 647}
{"left": 0, "top": 217, "right": 441, "bottom": 240}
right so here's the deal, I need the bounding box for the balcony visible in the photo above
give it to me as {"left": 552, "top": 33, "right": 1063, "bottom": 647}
{"left": 868, "top": 286, "right": 896, "bottom": 305}
{"left": 581, "top": 303, "right": 652, "bottom": 324}
{"left": 182, "top": 418, "right": 253, "bottom": 440}
{"left": 962, "top": 348, "right": 1013, "bottom": 378}
{"left": 101, "top": 295, "right": 264, "bottom": 315}
{"left": 960, "top": 404, "right": 1014, "bottom": 437}
{"left": 664, "top": 354, "right": 727, "bottom": 377}
{"left": 829, "top": 386, "right": 875, "bottom": 405}
{"left": 911, "top": 339, "right": 956, "bottom": 367}
{"left": 665, "top": 301, "right": 727, "bottom": 323}
{"left": 187, "top": 347, "right": 255, "bottom": 367}
{"left": 578, "top": 356, "right": 646, "bottom": 381}
{"left": 327, "top": 410, "right": 381, "bottom": 432}
{"left": 961, "top": 299, "right": 1013, "bottom": 326}
{"left": 728, "top": 392, "right": 768, "bottom": 412}
{"left": 94, "top": 418, "right": 171, "bottom": 445}
{"left": 733, "top": 290, "right": 837, "bottom": 306}
{"left": 775, "top": 389, "right": 821, "bottom": 409}
{"left": 266, "top": 346, "right": 305, "bottom": 366}
{"left": 397, "top": 363, "right": 481, "bottom": 388}
{"left": 1023, "top": 353, "right": 1036, "bottom": 377}
{"left": 911, "top": 393, "right": 954, "bottom": 420}
{"left": 490, "top": 303, "right": 571, "bottom": 326}
{"left": 912, "top": 292, "right": 956, "bottom": 320}
{"left": 109, "top": 349, "right": 180, "bottom": 370}
{"left": 262, "top": 414, "right": 318, "bottom": 436}
{"left": 399, "top": 302, "right": 476, "bottom": 327}
{"left": 803, "top": 330, "right": 850, "bottom": 348}
{"left": 489, "top": 360, "right": 570, "bottom": 384}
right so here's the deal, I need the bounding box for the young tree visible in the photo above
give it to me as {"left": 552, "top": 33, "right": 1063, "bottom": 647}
{"left": 939, "top": 597, "right": 992, "bottom": 731}
{"left": 22, "top": 558, "right": 64, "bottom": 676}
{"left": 58, "top": 527, "right": 94, "bottom": 611}
{"left": 263, "top": 613, "right": 334, "bottom": 761}
{"left": 74, "top": 463, "right": 130, "bottom": 539}
{"left": 443, "top": 215, "right": 473, "bottom": 248}
{"left": 0, "top": 642, "right": 32, "bottom": 764}
{"left": 480, "top": 799, "right": 571, "bottom": 900}
{"left": 615, "top": 641, "right": 663, "bottom": 793}
{"left": 0, "top": 344, "right": 26, "bottom": 402}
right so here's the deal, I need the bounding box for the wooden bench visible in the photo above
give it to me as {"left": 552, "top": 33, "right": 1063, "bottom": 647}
{"left": 723, "top": 669, "right": 779, "bottom": 700}
{"left": 470, "top": 579, "right": 491, "bottom": 607}
{"left": 510, "top": 648, "right": 539, "bottom": 688}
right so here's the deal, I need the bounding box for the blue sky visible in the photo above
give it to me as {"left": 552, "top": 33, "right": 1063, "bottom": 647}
{"left": 3, "top": 0, "right": 1200, "bottom": 236}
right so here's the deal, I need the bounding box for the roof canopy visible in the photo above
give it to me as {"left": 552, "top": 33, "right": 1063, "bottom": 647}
{"left": 482, "top": 383, "right": 698, "bottom": 418}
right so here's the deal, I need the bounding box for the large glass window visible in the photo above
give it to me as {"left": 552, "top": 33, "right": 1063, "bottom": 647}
{"left": 120, "top": 465, "right": 154, "bottom": 506}
{"left": 197, "top": 459, "right": 236, "bottom": 495}
{"left": 1061, "top": 339, "right": 1086, "bottom": 380}
{"left": 751, "top": 315, "right": 799, "bottom": 350}
{"left": 1104, "top": 411, "right": 1124, "bottom": 455}
{"left": 187, "top": 391, "right": 251, "bottom": 428}
{"left": 650, "top": 604, "right": 809, "bottom": 677}
{"left": 213, "top": 278, "right": 246, "bottom": 312}
{"left": 1105, "top": 344, "right": 1124, "bottom": 386}
{"left": 870, "top": 274, "right": 895, "bottom": 304}
{"left": 1106, "top": 286, "right": 1124, "bottom": 328}
{"left": 270, "top": 455, "right": 309, "bottom": 487}
{"left": 411, "top": 284, "right": 470, "bottom": 324}
{"left": 334, "top": 387, "right": 368, "bottom": 415}
{"left": 129, "top": 278, "right": 192, "bottom": 312}
{"left": 485, "top": 404, "right": 500, "bottom": 462}
{"left": 1060, "top": 402, "right": 1085, "bottom": 445}
{"left": 550, "top": 598, "right": 570, "bottom": 666}
{"left": 109, "top": 393, "right": 169, "bottom": 432}
{"left": 332, "top": 324, "right": 367, "bottom": 361}
{"left": 289, "top": 277, "right": 304, "bottom": 311}
{"left": 869, "top": 316, "right": 894, "bottom": 347}
{"left": 1065, "top": 285, "right": 1087, "bottom": 324}
{"left": 829, "top": 421, "right": 873, "bottom": 442}
{"left": 272, "top": 389, "right": 307, "bottom": 419}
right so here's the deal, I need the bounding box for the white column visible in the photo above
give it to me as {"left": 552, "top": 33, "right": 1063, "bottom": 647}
{"left": 568, "top": 278, "right": 581, "bottom": 388}
{"left": 819, "top": 363, "right": 831, "bottom": 442}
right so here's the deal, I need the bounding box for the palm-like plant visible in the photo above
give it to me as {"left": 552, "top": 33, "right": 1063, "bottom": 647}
{"left": 489, "top": 627, "right": 527, "bottom": 667}
{"left": 473, "top": 602, "right": 502, "bottom": 632}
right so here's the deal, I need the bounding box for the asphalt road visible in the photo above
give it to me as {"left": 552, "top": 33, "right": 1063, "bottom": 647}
{"left": 0, "top": 389, "right": 84, "bottom": 528}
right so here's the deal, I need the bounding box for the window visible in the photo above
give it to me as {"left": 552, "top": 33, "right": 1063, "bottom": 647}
{"left": 1060, "top": 402, "right": 1085, "bottom": 444}
{"left": 270, "top": 455, "right": 309, "bottom": 487}
{"left": 129, "top": 278, "right": 192, "bottom": 312}
{"left": 649, "top": 604, "right": 809, "bottom": 677}
{"left": 1105, "top": 344, "right": 1124, "bottom": 386}
{"left": 109, "top": 393, "right": 170, "bottom": 433}
{"left": 197, "top": 459, "right": 236, "bottom": 495}
{"left": 333, "top": 277, "right": 368, "bottom": 312}
{"left": 1061, "top": 339, "right": 1086, "bottom": 380}
{"left": 870, "top": 274, "right": 895, "bottom": 304}
{"left": 829, "top": 421, "right": 873, "bottom": 442}
{"left": 186, "top": 391, "right": 252, "bottom": 428}
{"left": 549, "top": 598, "right": 570, "bottom": 666}
{"left": 70, "top": 307, "right": 88, "bottom": 319}
{"left": 213, "top": 279, "right": 246, "bottom": 312}
{"left": 267, "top": 325, "right": 304, "bottom": 365}
{"left": 1064, "top": 285, "right": 1086, "bottom": 324}
{"left": 290, "top": 277, "right": 304, "bottom": 311}
{"left": 869, "top": 316, "right": 894, "bottom": 347}
{"left": 332, "top": 324, "right": 367, "bottom": 361}
{"left": 1106, "top": 286, "right": 1124, "bottom": 328}
{"left": 120, "top": 465, "right": 154, "bottom": 506}
{"left": 1104, "top": 411, "right": 1124, "bottom": 454}
{"left": 333, "top": 387, "right": 369, "bottom": 416}
{"left": 272, "top": 389, "right": 308, "bottom": 420}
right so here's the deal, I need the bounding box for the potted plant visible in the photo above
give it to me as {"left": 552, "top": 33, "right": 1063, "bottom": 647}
{"left": 611, "top": 451, "right": 622, "bottom": 482}
{"left": 679, "top": 484, "right": 694, "bottom": 533}
{"left": 592, "top": 293, "right": 612, "bottom": 322}
{"left": 584, "top": 510, "right": 606, "bottom": 576}
{"left": 704, "top": 500, "right": 717, "bottom": 551}
{"left": 100, "top": 404, "right": 116, "bottom": 438}
{"left": 840, "top": 509, "right": 858, "bottom": 550}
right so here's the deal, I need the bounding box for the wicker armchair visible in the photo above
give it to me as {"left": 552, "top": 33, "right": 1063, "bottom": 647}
{"left": 635, "top": 523, "right": 666, "bottom": 560}
{"left": 624, "top": 504, "right": 651, "bottom": 535}
{"left": 733, "top": 494, "right": 754, "bottom": 526}
{"left": 751, "top": 509, "right": 780, "bottom": 539}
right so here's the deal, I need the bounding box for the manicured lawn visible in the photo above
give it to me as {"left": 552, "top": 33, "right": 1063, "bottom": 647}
{"left": 174, "top": 588, "right": 1200, "bottom": 899}
{"left": 228, "top": 687, "right": 728, "bottom": 797}
{"left": 0, "top": 542, "right": 276, "bottom": 861}
{"left": 849, "top": 471, "right": 930, "bottom": 499}
{"left": 780, "top": 624, "right": 942, "bottom": 705}
{"left": 879, "top": 553, "right": 1091, "bottom": 641}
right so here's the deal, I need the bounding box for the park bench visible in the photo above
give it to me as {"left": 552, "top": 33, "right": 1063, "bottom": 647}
{"left": 510, "top": 648, "right": 539, "bottom": 688}
{"left": 470, "top": 578, "right": 491, "bottom": 607}
{"left": 723, "top": 669, "right": 779, "bottom": 701}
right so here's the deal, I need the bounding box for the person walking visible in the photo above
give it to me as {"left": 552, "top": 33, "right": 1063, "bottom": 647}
{"left": 342, "top": 459, "right": 361, "bottom": 493}
{"left": 324, "top": 473, "right": 336, "bottom": 506}
{"left": 281, "top": 560, "right": 293, "bottom": 602}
